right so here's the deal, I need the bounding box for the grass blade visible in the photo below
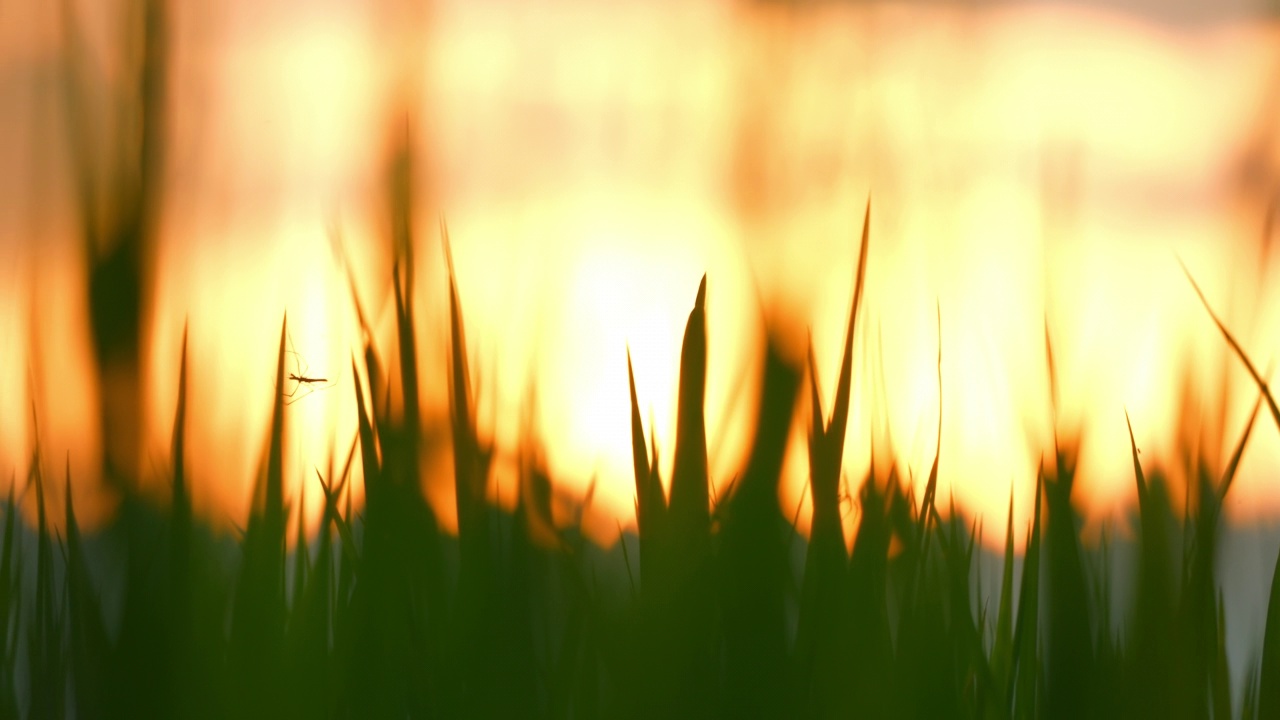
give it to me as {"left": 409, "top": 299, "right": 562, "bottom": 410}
{"left": 228, "top": 314, "right": 290, "bottom": 717}
{"left": 444, "top": 226, "right": 487, "bottom": 561}
{"left": 1260, "top": 538, "right": 1280, "bottom": 718}
{"left": 27, "top": 441, "right": 64, "bottom": 719}
{"left": 63, "top": 464, "right": 112, "bottom": 717}
{"left": 667, "top": 274, "right": 710, "bottom": 551}
{"left": 917, "top": 302, "right": 942, "bottom": 550}
{"left": 990, "top": 490, "right": 1017, "bottom": 698}
{"left": 1220, "top": 391, "right": 1264, "bottom": 503}
{"left": 0, "top": 480, "right": 16, "bottom": 717}
{"left": 1010, "top": 472, "right": 1043, "bottom": 718}
{"left": 717, "top": 341, "right": 799, "bottom": 718}
{"left": 628, "top": 349, "right": 665, "bottom": 589}
{"left": 1182, "top": 261, "right": 1280, "bottom": 433}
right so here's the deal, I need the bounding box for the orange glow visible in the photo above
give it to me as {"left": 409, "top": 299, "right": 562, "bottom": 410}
{"left": 1, "top": 0, "right": 1278, "bottom": 550}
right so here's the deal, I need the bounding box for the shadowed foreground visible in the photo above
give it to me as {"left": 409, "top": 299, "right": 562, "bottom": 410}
{"left": 4, "top": 204, "right": 1280, "bottom": 719}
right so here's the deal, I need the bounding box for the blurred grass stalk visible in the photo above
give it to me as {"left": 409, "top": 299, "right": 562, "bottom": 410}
{"left": 59, "top": 0, "right": 169, "bottom": 491}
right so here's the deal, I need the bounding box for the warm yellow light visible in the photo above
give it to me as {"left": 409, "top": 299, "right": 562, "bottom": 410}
{"left": 1, "top": 0, "right": 1278, "bottom": 551}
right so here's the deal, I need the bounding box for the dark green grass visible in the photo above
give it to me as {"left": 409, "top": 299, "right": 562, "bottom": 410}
{"left": 6, "top": 193, "right": 1280, "bottom": 718}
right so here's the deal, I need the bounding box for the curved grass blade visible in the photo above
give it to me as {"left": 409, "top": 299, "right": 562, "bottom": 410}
{"left": 917, "top": 302, "right": 942, "bottom": 551}
{"left": 667, "top": 274, "right": 710, "bottom": 549}
{"left": 1182, "top": 261, "right": 1280, "bottom": 432}
{"left": 1220, "top": 391, "right": 1264, "bottom": 503}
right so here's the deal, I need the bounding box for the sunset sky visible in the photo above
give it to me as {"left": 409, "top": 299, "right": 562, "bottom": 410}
{"left": 0, "top": 0, "right": 1277, "bottom": 547}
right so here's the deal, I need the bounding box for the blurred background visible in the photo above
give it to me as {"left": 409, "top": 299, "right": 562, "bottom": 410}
{"left": 0, "top": 0, "right": 1277, "bottom": 553}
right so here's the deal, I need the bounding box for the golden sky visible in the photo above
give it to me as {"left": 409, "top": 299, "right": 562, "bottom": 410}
{"left": 1, "top": 0, "right": 1278, "bottom": 546}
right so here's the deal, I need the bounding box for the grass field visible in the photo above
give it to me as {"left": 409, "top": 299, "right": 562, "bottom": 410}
{"left": 5, "top": 1, "right": 1280, "bottom": 717}
{"left": 4, "top": 190, "right": 1280, "bottom": 718}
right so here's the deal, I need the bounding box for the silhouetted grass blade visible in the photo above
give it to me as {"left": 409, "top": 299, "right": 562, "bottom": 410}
{"left": 27, "top": 446, "right": 64, "bottom": 719}
{"left": 63, "top": 467, "right": 112, "bottom": 719}
{"left": 228, "top": 315, "right": 290, "bottom": 718}
{"left": 444, "top": 227, "right": 488, "bottom": 565}
{"left": 992, "top": 492, "right": 1016, "bottom": 681}
{"left": 628, "top": 350, "right": 665, "bottom": 591}
{"left": 1260, "top": 534, "right": 1280, "bottom": 718}
{"left": 1125, "top": 411, "right": 1189, "bottom": 718}
{"left": 917, "top": 303, "right": 943, "bottom": 552}
{"left": 1221, "top": 391, "right": 1264, "bottom": 504}
{"left": 612, "top": 275, "right": 717, "bottom": 718}
{"left": 717, "top": 340, "right": 798, "bottom": 719}
{"left": 1182, "top": 262, "right": 1280, "bottom": 434}
{"left": 1042, "top": 429, "right": 1094, "bottom": 718}
{"left": 0, "top": 482, "right": 16, "bottom": 718}
{"left": 1010, "top": 472, "right": 1043, "bottom": 718}
{"left": 667, "top": 274, "right": 710, "bottom": 556}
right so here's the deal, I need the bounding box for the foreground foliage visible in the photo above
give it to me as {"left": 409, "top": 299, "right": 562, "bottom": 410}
{"left": 17, "top": 0, "right": 1279, "bottom": 716}
{"left": 4, "top": 198, "right": 1280, "bottom": 720}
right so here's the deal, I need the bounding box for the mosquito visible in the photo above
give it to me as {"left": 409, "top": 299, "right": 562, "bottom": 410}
{"left": 280, "top": 335, "right": 337, "bottom": 405}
